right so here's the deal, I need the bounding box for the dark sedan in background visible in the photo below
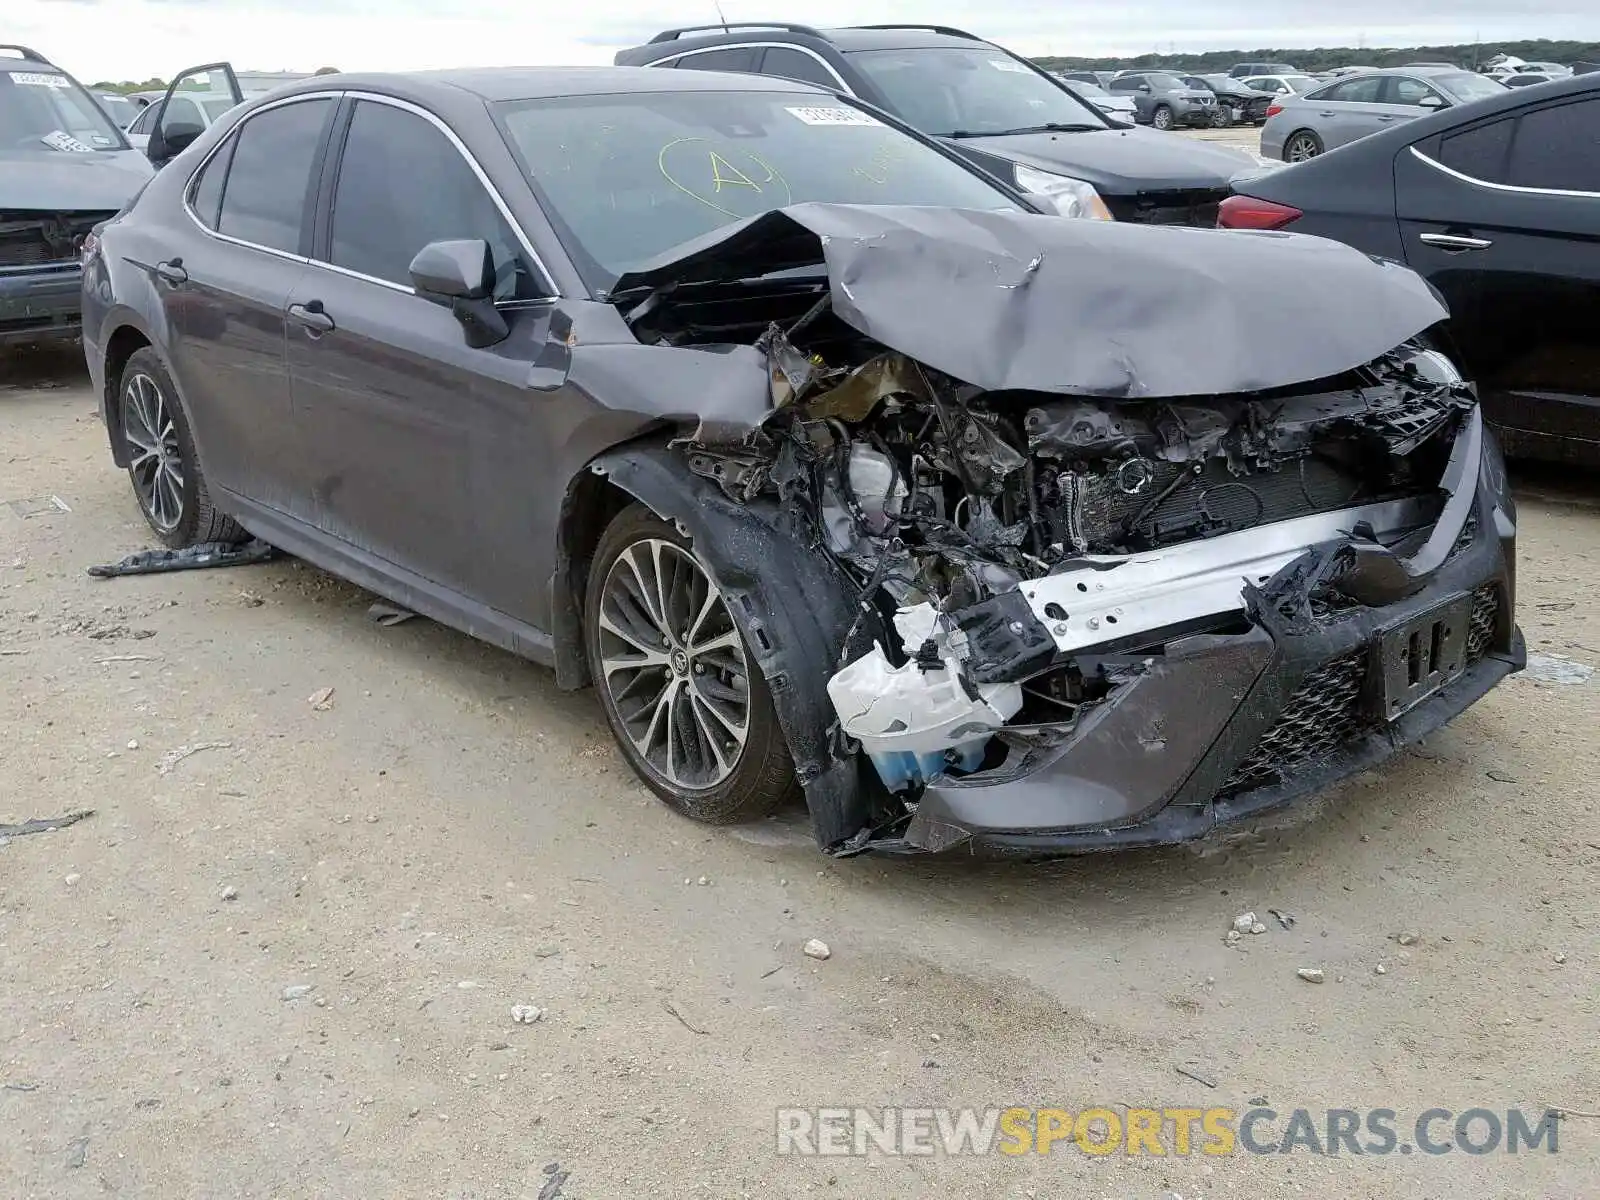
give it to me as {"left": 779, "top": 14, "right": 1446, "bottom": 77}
{"left": 616, "top": 24, "right": 1254, "bottom": 226}
{"left": 1222, "top": 72, "right": 1600, "bottom": 466}
{"left": 1182, "top": 73, "right": 1272, "bottom": 126}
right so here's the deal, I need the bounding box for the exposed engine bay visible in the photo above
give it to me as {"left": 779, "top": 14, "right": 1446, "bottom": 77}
{"left": 629, "top": 279, "right": 1475, "bottom": 800}
{"left": 599, "top": 204, "right": 1510, "bottom": 851}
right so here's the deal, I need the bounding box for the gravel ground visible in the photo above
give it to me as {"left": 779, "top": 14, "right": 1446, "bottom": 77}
{"left": 2, "top": 344, "right": 1597, "bottom": 1198}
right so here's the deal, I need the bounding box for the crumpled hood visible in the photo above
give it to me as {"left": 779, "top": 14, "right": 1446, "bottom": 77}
{"left": 0, "top": 148, "right": 152, "bottom": 211}
{"left": 612, "top": 203, "right": 1449, "bottom": 399}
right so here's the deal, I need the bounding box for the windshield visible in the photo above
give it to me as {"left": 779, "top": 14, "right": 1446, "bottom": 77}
{"left": 97, "top": 93, "right": 136, "bottom": 127}
{"left": 844, "top": 47, "right": 1106, "bottom": 138}
{"left": 1143, "top": 73, "right": 1187, "bottom": 91}
{"left": 0, "top": 67, "right": 125, "bottom": 151}
{"left": 1434, "top": 72, "right": 1508, "bottom": 102}
{"left": 1067, "top": 80, "right": 1109, "bottom": 97}
{"left": 497, "top": 90, "right": 1018, "bottom": 289}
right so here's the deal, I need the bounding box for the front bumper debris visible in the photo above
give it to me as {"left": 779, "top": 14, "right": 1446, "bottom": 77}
{"left": 884, "top": 471, "right": 1520, "bottom": 857}
{"left": 0, "top": 263, "right": 82, "bottom": 345}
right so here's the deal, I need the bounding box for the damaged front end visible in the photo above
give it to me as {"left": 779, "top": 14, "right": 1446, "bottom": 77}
{"left": 610, "top": 205, "right": 1523, "bottom": 856}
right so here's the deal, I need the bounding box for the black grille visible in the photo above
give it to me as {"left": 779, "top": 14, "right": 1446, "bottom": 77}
{"left": 1465, "top": 584, "right": 1499, "bottom": 662}
{"left": 1106, "top": 190, "right": 1228, "bottom": 228}
{"left": 0, "top": 211, "right": 112, "bottom": 269}
{"left": 1219, "top": 652, "right": 1369, "bottom": 796}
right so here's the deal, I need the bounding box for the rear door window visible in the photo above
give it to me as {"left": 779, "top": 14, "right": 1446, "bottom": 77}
{"left": 759, "top": 47, "right": 840, "bottom": 90}
{"left": 328, "top": 100, "right": 536, "bottom": 299}
{"left": 672, "top": 48, "right": 760, "bottom": 73}
{"left": 1437, "top": 118, "right": 1514, "bottom": 182}
{"left": 1506, "top": 99, "right": 1600, "bottom": 192}
{"left": 216, "top": 97, "right": 334, "bottom": 254}
{"left": 1326, "top": 76, "right": 1384, "bottom": 103}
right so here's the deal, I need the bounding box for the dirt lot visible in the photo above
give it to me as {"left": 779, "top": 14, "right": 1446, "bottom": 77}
{"left": 3, "top": 344, "right": 1598, "bottom": 1198}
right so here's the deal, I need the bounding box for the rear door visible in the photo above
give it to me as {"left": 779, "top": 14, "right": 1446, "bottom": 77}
{"left": 1309, "top": 76, "right": 1390, "bottom": 148}
{"left": 1379, "top": 75, "right": 1449, "bottom": 133}
{"left": 1396, "top": 95, "right": 1600, "bottom": 454}
{"left": 159, "top": 91, "right": 337, "bottom": 509}
{"left": 285, "top": 95, "right": 559, "bottom": 612}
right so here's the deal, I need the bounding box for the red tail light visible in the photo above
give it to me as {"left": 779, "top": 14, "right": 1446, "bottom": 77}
{"left": 1265, "top": 102, "right": 1283, "bottom": 118}
{"left": 1217, "top": 195, "right": 1303, "bottom": 231}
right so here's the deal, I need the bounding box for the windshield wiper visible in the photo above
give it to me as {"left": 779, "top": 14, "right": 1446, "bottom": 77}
{"left": 947, "top": 122, "right": 1102, "bottom": 138}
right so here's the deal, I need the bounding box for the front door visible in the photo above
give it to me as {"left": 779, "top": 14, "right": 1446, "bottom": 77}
{"left": 1396, "top": 95, "right": 1600, "bottom": 454}
{"left": 285, "top": 96, "right": 558, "bottom": 619}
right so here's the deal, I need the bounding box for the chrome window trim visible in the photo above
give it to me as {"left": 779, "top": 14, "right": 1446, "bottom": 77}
{"left": 337, "top": 90, "right": 558, "bottom": 299}
{"left": 651, "top": 42, "right": 853, "bottom": 93}
{"left": 1410, "top": 145, "right": 1600, "bottom": 200}
{"left": 181, "top": 91, "right": 336, "bottom": 265}
{"left": 181, "top": 88, "right": 561, "bottom": 298}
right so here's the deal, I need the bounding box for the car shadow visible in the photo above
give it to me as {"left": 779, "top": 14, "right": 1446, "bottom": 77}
{"left": 0, "top": 342, "right": 90, "bottom": 391}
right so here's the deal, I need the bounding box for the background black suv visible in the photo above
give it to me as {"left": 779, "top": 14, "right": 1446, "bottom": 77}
{"left": 616, "top": 23, "right": 1255, "bottom": 226}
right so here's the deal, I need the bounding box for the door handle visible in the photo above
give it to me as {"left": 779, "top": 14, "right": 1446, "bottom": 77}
{"left": 154, "top": 259, "right": 187, "bottom": 285}
{"left": 287, "top": 300, "right": 335, "bottom": 335}
{"left": 1319, "top": 110, "right": 1336, "bottom": 117}
{"left": 1418, "top": 233, "right": 1493, "bottom": 251}
{"left": 1377, "top": 115, "right": 1397, "bottom": 121}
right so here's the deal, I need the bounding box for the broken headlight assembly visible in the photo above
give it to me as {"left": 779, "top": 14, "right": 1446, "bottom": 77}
{"left": 1012, "top": 163, "right": 1113, "bottom": 220}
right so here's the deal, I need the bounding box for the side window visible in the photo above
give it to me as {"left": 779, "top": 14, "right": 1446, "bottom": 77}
{"left": 1387, "top": 77, "right": 1441, "bottom": 107}
{"left": 188, "top": 136, "right": 236, "bottom": 230}
{"left": 1109, "top": 76, "right": 1140, "bottom": 92}
{"left": 329, "top": 100, "right": 536, "bottom": 300}
{"left": 673, "top": 47, "right": 760, "bottom": 73}
{"left": 1507, "top": 99, "right": 1600, "bottom": 192}
{"left": 759, "top": 47, "right": 840, "bottom": 90}
{"left": 1328, "top": 77, "right": 1383, "bottom": 103}
{"left": 1438, "top": 118, "right": 1514, "bottom": 182}
{"left": 217, "top": 98, "right": 333, "bottom": 254}
{"left": 129, "top": 104, "right": 157, "bottom": 135}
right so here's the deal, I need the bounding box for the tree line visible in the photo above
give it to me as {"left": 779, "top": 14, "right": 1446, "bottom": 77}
{"left": 1032, "top": 38, "right": 1600, "bottom": 74}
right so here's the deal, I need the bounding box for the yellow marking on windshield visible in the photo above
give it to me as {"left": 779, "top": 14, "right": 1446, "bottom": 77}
{"left": 658, "top": 138, "right": 791, "bottom": 218}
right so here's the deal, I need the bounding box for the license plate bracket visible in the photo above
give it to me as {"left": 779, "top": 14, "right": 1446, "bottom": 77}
{"left": 1372, "top": 595, "right": 1473, "bottom": 720}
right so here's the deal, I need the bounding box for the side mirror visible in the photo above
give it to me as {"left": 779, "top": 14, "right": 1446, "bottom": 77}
{"left": 409, "top": 239, "right": 509, "bottom": 349}
{"left": 1137, "top": 83, "right": 1152, "bottom": 93}
{"left": 149, "top": 120, "right": 203, "bottom": 166}
{"left": 1418, "top": 94, "right": 1446, "bottom": 108}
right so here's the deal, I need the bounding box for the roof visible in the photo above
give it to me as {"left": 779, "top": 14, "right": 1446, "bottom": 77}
{"left": 270, "top": 64, "right": 829, "bottom": 104}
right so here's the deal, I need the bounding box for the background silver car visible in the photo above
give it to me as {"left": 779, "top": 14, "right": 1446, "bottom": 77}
{"left": 1260, "top": 66, "right": 1507, "bottom": 162}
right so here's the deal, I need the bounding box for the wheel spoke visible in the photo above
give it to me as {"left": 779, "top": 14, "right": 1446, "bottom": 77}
{"left": 688, "top": 627, "right": 741, "bottom": 658}
{"left": 597, "top": 609, "right": 666, "bottom": 660}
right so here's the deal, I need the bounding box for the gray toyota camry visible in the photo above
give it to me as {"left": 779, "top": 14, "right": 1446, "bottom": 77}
{"left": 82, "top": 65, "right": 1523, "bottom": 857}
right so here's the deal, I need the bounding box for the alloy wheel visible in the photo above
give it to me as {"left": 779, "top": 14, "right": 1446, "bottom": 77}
{"left": 123, "top": 372, "right": 185, "bottom": 533}
{"left": 1286, "top": 134, "right": 1321, "bottom": 162}
{"left": 595, "top": 538, "right": 750, "bottom": 791}
{"left": 1152, "top": 106, "right": 1173, "bottom": 130}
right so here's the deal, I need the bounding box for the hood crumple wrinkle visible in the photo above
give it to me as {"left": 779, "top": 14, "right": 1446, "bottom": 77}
{"left": 612, "top": 204, "right": 1450, "bottom": 399}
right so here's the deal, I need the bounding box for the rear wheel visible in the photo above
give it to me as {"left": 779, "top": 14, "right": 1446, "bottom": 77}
{"left": 1152, "top": 104, "right": 1175, "bottom": 131}
{"left": 584, "top": 505, "right": 797, "bottom": 824}
{"left": 1284, "top": 129, "right": 1324, "bottom": 162}
{"left": 119, "top": 348, "right": 246, "bottom": 549}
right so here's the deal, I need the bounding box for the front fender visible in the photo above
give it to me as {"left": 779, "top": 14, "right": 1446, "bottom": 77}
{"left": 579, "top": 444, "right": 875, "bottom": 851}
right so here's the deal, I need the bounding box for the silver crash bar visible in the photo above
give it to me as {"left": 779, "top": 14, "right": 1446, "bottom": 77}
{"left": 1020, "top": 497, "right": 1434, "bottom": 653}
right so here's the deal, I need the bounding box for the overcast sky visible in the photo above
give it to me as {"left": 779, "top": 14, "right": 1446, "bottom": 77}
{"left": 15, "top": 0, "right": 1600, "bottom": 83}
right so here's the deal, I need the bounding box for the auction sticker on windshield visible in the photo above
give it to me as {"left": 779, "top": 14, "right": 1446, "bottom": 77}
{"left": 8, "top": 71, "right": 72, "bottom": 88}
{"left": 785, "top": 106, "right": 881, "bottom": 127}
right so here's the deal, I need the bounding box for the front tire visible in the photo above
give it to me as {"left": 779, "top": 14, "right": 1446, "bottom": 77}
{"left": 1152, "top": 104, "right": 1175, "bottom": 131}
{"left": 1284, "top": 129, "right": 1324, "bottom": 162}
{"left": 119, "top": 348, "right": 245, "bottom": 549}
{"left": 584, "top": 505, "right": 797, "bottom": 824}
{"left": 1211, "top": 103, "right": 1234, "bottom": 128}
